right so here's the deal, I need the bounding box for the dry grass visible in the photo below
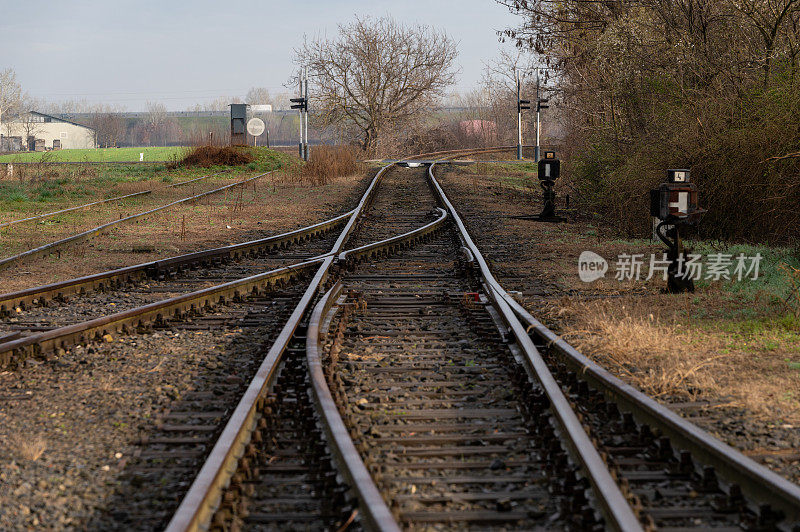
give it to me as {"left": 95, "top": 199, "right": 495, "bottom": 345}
{"left": 5, "top": 433, "right": 47, "bottom": 461}
{"left": 557, "top": 300, "right": 724, "bottom": 398}
{"left": 298, "top": 146, "right": 362, "bottom": 186}
{"left": 552, "top": 295, "right": 800, "bottom": 421}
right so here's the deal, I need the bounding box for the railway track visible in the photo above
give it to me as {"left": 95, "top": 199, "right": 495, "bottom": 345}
{"left": 162, "top": 154, "right": 800, "bottom": 531}
{"left": 4, "top": 147, "right": 798, "bottom": 530}
{"left": 0, "top": 146, "right": 505, "bottom": 368}
{"left": 0, "top": 215, "right": 345, "bottom": 340}
{"left": 0, "top": 169, "right": 230, "bottom": 230}
{"left": 0, "top": 168, "right": 276, "bottom": 271}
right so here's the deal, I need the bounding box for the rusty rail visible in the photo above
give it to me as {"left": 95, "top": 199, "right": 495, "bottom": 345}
{"left": 0, "top": 169, "right": 275, "bottom": 271}
{"left": 0, "top": 259, "right": 322, "bottom": 369}
{"left": 165, "top": 155, "right": 471, "bottom": 532}
{"left": 506, "top": 297, "right": 800, "bottom": 525}
{"left": 306, "top": 282, "right": 401, "bottom": 532}
{"left": 426, "top": 158, "right": 643, "bottom": 530}
{"left": 337, "top": 207, "right": 447, "bottom": 263}
{"left": 0, "top": 208, "right": 354, "bottom": 313}
{"left": 0, "top": 171, "right": 228, "bottom": 231}
{"left": 163, "top": 159, "right": 397, "bottom": 532}
{"left": 428, "top": 156, "right": 800, "bottom": 529}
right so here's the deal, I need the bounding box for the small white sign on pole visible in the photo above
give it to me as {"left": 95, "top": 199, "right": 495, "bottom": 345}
{"left": 140, "top": 152, "right": 144, "bottom": 162}
{"left": 247, "top": 118, "right": 266, "bottom": 137}
{"left": 247, "top": 118, "right": 266, "bottom": 147}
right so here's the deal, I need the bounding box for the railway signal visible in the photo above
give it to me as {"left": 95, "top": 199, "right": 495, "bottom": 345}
{"left": 293, "top": 67, "right": 309, "bottom": 161}
{"left": 516, "top": 68, "right": 551, "bottom": 160}
{"left": 533, "top": 151, "right": 566, "bottom": 222}
{"left": 229, "top": 103, "right": 247, "bottom": 146}
{"left": 289, "top": 97, "right": 306, "bottom": 111}
{"left": 650, "top": 168, "right": 706, "bottom": 293}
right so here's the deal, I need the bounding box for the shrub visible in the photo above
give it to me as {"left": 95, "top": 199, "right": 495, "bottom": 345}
{"left": 181, "top": 145, "right": 254, "bottom": 168}
{"left": 570, "top": 87, "right": 800, "bottom": 246}
{"left": 298, "top": 145, "right": 362, "bottom": 186}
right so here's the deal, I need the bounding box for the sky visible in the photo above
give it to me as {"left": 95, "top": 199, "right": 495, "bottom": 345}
{"left": 0, "top": 0, "right": 523, "bottom": 111}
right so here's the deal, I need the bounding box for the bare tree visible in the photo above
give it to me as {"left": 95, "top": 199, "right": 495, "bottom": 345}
{"left": 0, "top": 68, "right": 24, "bottom": 140}
{"left": 245, "top": 87, "right": 272, "bottom": 106}
{"left": 296, "top": 16, "right": 459, "bottom": 152}
{"left": 92, "top": 110, "right": 127, "bottom": 147}
{"left": 145, "top": 101, "right": 168, "bottom": 146}
{"left": 189, "top": 95, "right": 244, "bottom": 112}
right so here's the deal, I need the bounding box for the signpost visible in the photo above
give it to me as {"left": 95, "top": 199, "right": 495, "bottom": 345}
{"left": 247, "top": 118, "right": 266, "bottom": 147}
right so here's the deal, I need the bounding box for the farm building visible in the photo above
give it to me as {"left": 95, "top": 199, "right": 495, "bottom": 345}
{"left": 0, "top": 111, "right": 96, "bottom": 151}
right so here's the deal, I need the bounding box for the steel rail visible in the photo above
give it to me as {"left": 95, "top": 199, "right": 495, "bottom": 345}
{"left": 0, "top": 190, "right": 152, "bottom": 230}
{"left": 166, "top": 154, "right": 467, "bottom": 532}
{"left": 164, "top": 159, "right": 398, "bottom": 532}
{"left": 403, "top": 144, "right": 536, "bottom": 161}
{"left": 0, "top": 169, "right": 276, "bottom": 271}
{"left": 0, "top": 258, "right": 323, "bottom": 369}
{"left": 337, "top": 207, "right": 447, "bottom": 263}
{"left": 426, "top": 159, "right": 644, "bottom": 531}
{"left": 306, "top": 282, "right": 401, "bottom": 532}
{"left": 165, "top": 170, "right": 230, "bottom": 189}
{"left": 505, "top": 297, "right": 800, "bottom": 526}
{"left": 0, "top": 208, "right": 354, "bottom": 313}
{"left": 0, "top": 171, "right": 228, "bottom": 230}
{"left": 2, "top": 160, "right": 174, "bottom": 166}
{"left": 419, "top": 149, "right": 800, "bottom": 525}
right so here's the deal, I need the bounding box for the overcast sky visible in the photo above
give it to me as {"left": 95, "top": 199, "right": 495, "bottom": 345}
{"left": 0, "top": 0, "right": 523, "bottom": 111}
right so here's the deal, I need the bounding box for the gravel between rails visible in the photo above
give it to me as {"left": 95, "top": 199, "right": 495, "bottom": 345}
{"left": 318, "top": 167, "right": 571, "bottom": 529}
{"left": 0, "top": 229, "right": 340, "bottom": 340}
{"left": 436, "top": 169, "right": 800, "bottom": 487}
{"left": 0, "top": 171, "right": 378, "bottom": 530}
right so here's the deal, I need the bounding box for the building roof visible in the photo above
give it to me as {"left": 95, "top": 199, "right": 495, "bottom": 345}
{"left": 28, "top": 111, "right": 95, "bottom": 131}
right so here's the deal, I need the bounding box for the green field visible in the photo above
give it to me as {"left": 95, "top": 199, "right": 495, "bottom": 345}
{"left": 0, "top": 146, "right": 189, "bottom": 163}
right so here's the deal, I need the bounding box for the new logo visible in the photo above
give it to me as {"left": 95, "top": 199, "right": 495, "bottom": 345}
{"left": 578, "top": 251, "right": 608, "bottom": 282}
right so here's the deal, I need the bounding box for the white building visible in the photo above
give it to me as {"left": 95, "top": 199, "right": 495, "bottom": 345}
{"left": 0, "top": 111, "right": 97, "bottom": 151}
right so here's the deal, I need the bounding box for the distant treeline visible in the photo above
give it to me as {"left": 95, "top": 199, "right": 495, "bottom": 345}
{"left": 64, "top": 113, "right": 306, "bottom": 148}
{"left": 502, "top": 1, "right": 800, "bottom": 245}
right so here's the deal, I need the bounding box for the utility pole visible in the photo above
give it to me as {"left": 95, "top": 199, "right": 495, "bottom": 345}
{"left": 516, "top": 71, "right": 522, "bottom": 160}
{"left": 535, "top": 68, "right": 549, "bottom": 163}
{"left": 303, "top": 66, "right": 309, "bottom": 161}
{"left": 290, "top": 70, "right": 309, "bottom": 161}
{"left": 516, "top": 70, "right": 531, "bottom": 160}
{"left": 535, "top": 70, "right": 540, "bottom": 162}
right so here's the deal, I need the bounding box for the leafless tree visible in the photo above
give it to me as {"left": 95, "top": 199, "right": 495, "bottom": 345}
{"left": 92, "top": 112, "right": 127, "bottom": 147}
{"left": 245, "top": 87, "right": 272, "bottom": 106}
{"left": 295, "top": 16, "right": 459, "bottom": 153}
{"left": 187, "top": 95, "right": 244, "bottom": 112}
{"left": 0, "top": 68, "right": 24, "bottom": 140}
{"left": 145, "top": 101, "right": 170, "bottom": 146}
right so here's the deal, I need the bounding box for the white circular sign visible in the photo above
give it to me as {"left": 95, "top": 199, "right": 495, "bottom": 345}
{"left": 247, "top": 118, "right": 265, "bottom": 136}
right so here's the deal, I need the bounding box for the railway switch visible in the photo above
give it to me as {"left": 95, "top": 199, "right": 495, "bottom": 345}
{"left": 534, "top": 151, "right": 566, "bottom": 222}
{"left": 650, "top": 169, "right": 706, "bottom": 293}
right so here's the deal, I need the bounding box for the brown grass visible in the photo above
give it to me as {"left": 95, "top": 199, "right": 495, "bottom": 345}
{"left": 558, "top": 301, "right": 724, "bottom": 398}
{"left": 6, "top": 434, "right": 47, "bottom": 461}
{"left": 298, "top": 145, "right": 362, "bottom": 186}
{"left": 552, "top": 295, "right": 800, "bottom": 421}
{"left": 181, "top": 145, "right": 253, "bottom": 168}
